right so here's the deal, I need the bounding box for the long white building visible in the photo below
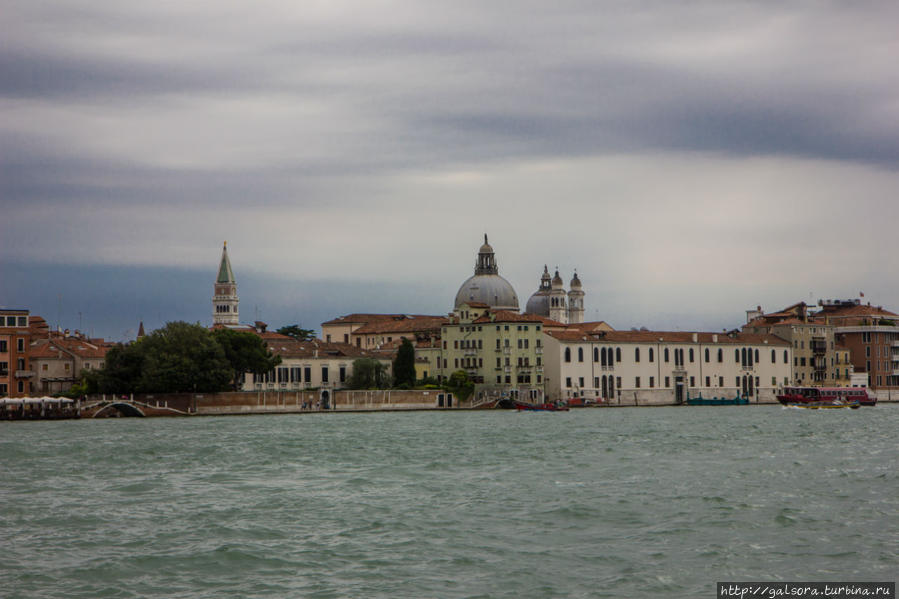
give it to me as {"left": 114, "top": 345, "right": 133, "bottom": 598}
{"left": 544, "top": 329, "right": 793, "bottom": 404}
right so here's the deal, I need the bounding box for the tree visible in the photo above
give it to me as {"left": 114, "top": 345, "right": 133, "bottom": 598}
{"left": 347, "top": 358, "right": 390, "bottom": 389}
{"left": 392, "top": 338, "right": 416, "bottom": 388}
{"left": 212, "top": 328, "right": 282, "bottom": 390}
{"left": 276, "top": 324, "right": 316, "bottom": 341}
{"left": 97, "top": 322, "right": 232, "bottom": 393}
{"left": 445, "top": 370, "right": 475, "bottom": 401}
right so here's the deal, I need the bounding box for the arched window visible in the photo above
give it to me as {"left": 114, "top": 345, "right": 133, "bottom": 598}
{"left": 593, "top": 347, "right": 599, "bottom": 363}
{"left": 754, "top": 349, "right": 759, "bottom": 363}
{"left": 784, "top": 350, "right": 788, "bottom": 363}
{"left": 649, "top": 347, "right": 654, "bottom": 362}
{"left": 578, "top": 347, "right": 584, "bottom": 362}
{"left": 705, "top": 348, "right": 710, "bottom": 362}
{"left": 735, "top": 349, "right": 740, "bottom": 363}
{"left": 718, "top": 348, "right": 723, "bottom": 363}
{"left": 564, "top": 347, "right": 571, "bottom": 363}
{"left": 771, "top": 349, "right": 776, "bottom": 363}
{"left": 689, "top": 348, "right": 694, "bottom": 363}
{"left": 616, "top": 347, "right": 621, "bottom": 362}
{"left": 635, "top": 347, "right": 640, "bottom": 362}
{"left": 741, "top": 348, "right": 747, "bottom": 367}
{"left": 600, "top": 348, "right": 607, "bottom": 366}
{"left": 664, "top": 348, "right": 670, "bottom": 362}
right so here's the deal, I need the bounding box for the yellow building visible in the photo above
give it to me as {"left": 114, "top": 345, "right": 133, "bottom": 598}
{"left": 833, "top": 344, "right": 853, "bottom": 387}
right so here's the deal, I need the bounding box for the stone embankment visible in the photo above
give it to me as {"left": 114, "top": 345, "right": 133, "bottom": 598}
{"left": 84, "top": 389, "right": 459, "bottom": 416}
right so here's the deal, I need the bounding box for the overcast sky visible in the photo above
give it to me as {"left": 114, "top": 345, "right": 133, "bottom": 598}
{"left": 2, "top": 1, "right": 898, "bottom": 340}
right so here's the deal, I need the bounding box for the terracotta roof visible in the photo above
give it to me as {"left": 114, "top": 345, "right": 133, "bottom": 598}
{"left": 264, "top": 339, "right": 383, "bottom": 360}
{"left": 321, "top": 313, "right": 442, "bottom": 326}
{"left": 459, "top": 302, "right": 491, "bottom": 308}
{"left": 471, "top": 310, "right": 550, "bottom": 324}
{"left": 545, "top": 329, "right": 790, "bottom": 346}
{"left": 815, "top": 303, "right": 898, "bottom": 321}
{"left": 351, "top": 315, "right": 448, "bottom": 335}
{"left": 30, "top": 337, "right": 110, "bottom": 360}
{"left": 565, "top": 321, "right": 614, "bottom": 332}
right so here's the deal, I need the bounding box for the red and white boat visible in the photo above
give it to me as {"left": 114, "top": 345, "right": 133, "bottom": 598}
{"left": 776, "top": 386, "right": 875, "bottom": 407}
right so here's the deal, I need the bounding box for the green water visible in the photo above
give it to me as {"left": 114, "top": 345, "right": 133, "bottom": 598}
{"left": 1, "top": 406, "right": 897, "bottom": 598}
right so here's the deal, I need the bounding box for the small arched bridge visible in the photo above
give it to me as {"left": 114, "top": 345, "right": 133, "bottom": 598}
{"left": 83, "top": 400, "right": 146, "bottom": 418}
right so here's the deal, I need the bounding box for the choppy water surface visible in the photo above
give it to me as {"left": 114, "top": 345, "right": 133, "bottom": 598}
{"left": 2, "top": 406, "right": 897, "bottom": 598}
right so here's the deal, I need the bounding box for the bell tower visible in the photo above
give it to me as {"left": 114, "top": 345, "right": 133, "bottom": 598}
{"left": 213, "top": 241, "right": 239, "bottom": 325}
{"left": 549, "top": 268, "right": 568, "bottom": 324}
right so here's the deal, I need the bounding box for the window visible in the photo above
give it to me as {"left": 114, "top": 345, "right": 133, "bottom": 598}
{"left": 735, "top": 349, "right": 740, "bottom": 363}
{"left": 754, "top": 349, "right": 759, "bottom": 363}
{"left": 690, "top": 376, "right": 695, "bottom": 387}
{"left": 0, "top": 340, "right": 6, "bottom": 352}
{"left": 340, "top": 366, "right": 346, "bottom": 383}
{"left": 649, "top": 348, "right": 654, "bottom": 362}
{"left": 705, "top": 376, "right": 710, "bottom": 387}
{"left": 17, "top": 339, "right": 24, "bottom": 352}
{"left": 321, "top": 367, "right": 329, "bottom": 383}
{"left": 616, "top": 376, "right": 621, "bottom": 389}
{"left": 635, "top": 348, "right": 640, "bottom": 362}
{"left": 718, "top": 348, "right": 723, "bottom": 363}
{"left": 649, "top": 376, "right": 655, "bottom": 388}
{"left": 616, "top": 348, "right": 621, "bottom": 362}
{"left": 635, "top": 377, "right": 640, "bottom": 388}
{"left": 771, "top": 349, "right": 776, "bottom": 363}
{"left": 719, "top": 376, "right": 723, "bottom": 387}
{"left": 564, "top": 348, "right": 571, "bottom": 363}
{"left": 578, "top": 347, "right": 584, "bottom": 362}
{"left": 579, "top": 377, "right": 584, "bottom": 388}
{"left": 705, "top": 348, "right": 710, "bottom": 362}
{"left": 664, "top": 348, "right": 669, "bottom": 362}
{"left": 594, "top": 347, "right": 599, "bottom": 362}
{"left": 689, "top": 348, "right": 694, "bottom": 363}
{"left": 664, "top": 376, "right": 670, "bottom": 387}
{"left": 566, "top": 377, "right": 572, "bottom": 388}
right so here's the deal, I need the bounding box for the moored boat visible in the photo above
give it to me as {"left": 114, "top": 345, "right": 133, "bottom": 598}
{"left": 516, "top": 401, "right": 570, "bottom": 412}
{"left": 776, "top": 386, "right": 875, "bottom": 407}
{"left": 785, "top": 400, "right": 860, "bottom": 410}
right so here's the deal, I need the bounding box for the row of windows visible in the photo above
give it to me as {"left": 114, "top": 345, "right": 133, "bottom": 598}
{"left": 0, "top": 339, "right": 26, "bottom": 353}
{"left": 564, "top": 345, "right": 790, "bottom": 366}
{"left": 565, "top": 374, "right": 785, "bottom": 391}
{"left": 256, "top": 365, "right": 346, "bottom": 384}
{"left": 448, "top": 338, "right": 543, "bottom": 350}
{"left": 495, "top": 374, "right": 543, "bottom": 384}
{"left": 0, "top": 316, "right": 28, "bottom": 327}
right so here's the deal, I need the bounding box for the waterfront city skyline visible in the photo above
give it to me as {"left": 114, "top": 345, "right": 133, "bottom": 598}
{"left": 2, "top": 2, "right": 899, "bottom": 341}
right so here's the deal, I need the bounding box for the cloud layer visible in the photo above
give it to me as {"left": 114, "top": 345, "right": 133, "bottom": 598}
{"left": 2, "top": 1, "right": 898, "bottom": 339}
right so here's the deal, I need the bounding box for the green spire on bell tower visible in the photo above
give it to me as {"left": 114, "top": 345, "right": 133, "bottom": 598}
{"left": 217, "top": 241, "right": 235, "bottom": 284}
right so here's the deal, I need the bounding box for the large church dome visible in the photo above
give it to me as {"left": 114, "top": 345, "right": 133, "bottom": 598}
{"left": 454, "top": 235, "right": 520, "bottom": 311}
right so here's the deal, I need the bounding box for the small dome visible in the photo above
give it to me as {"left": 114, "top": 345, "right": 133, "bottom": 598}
{"left": 525, "top": 291, "right": 551, "bottom": 317}
{"left": 552, "top": 269, "right": 564, "bottom": 288}
{"left": 570, "top": 272, "right": 582, "bottom": 288}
